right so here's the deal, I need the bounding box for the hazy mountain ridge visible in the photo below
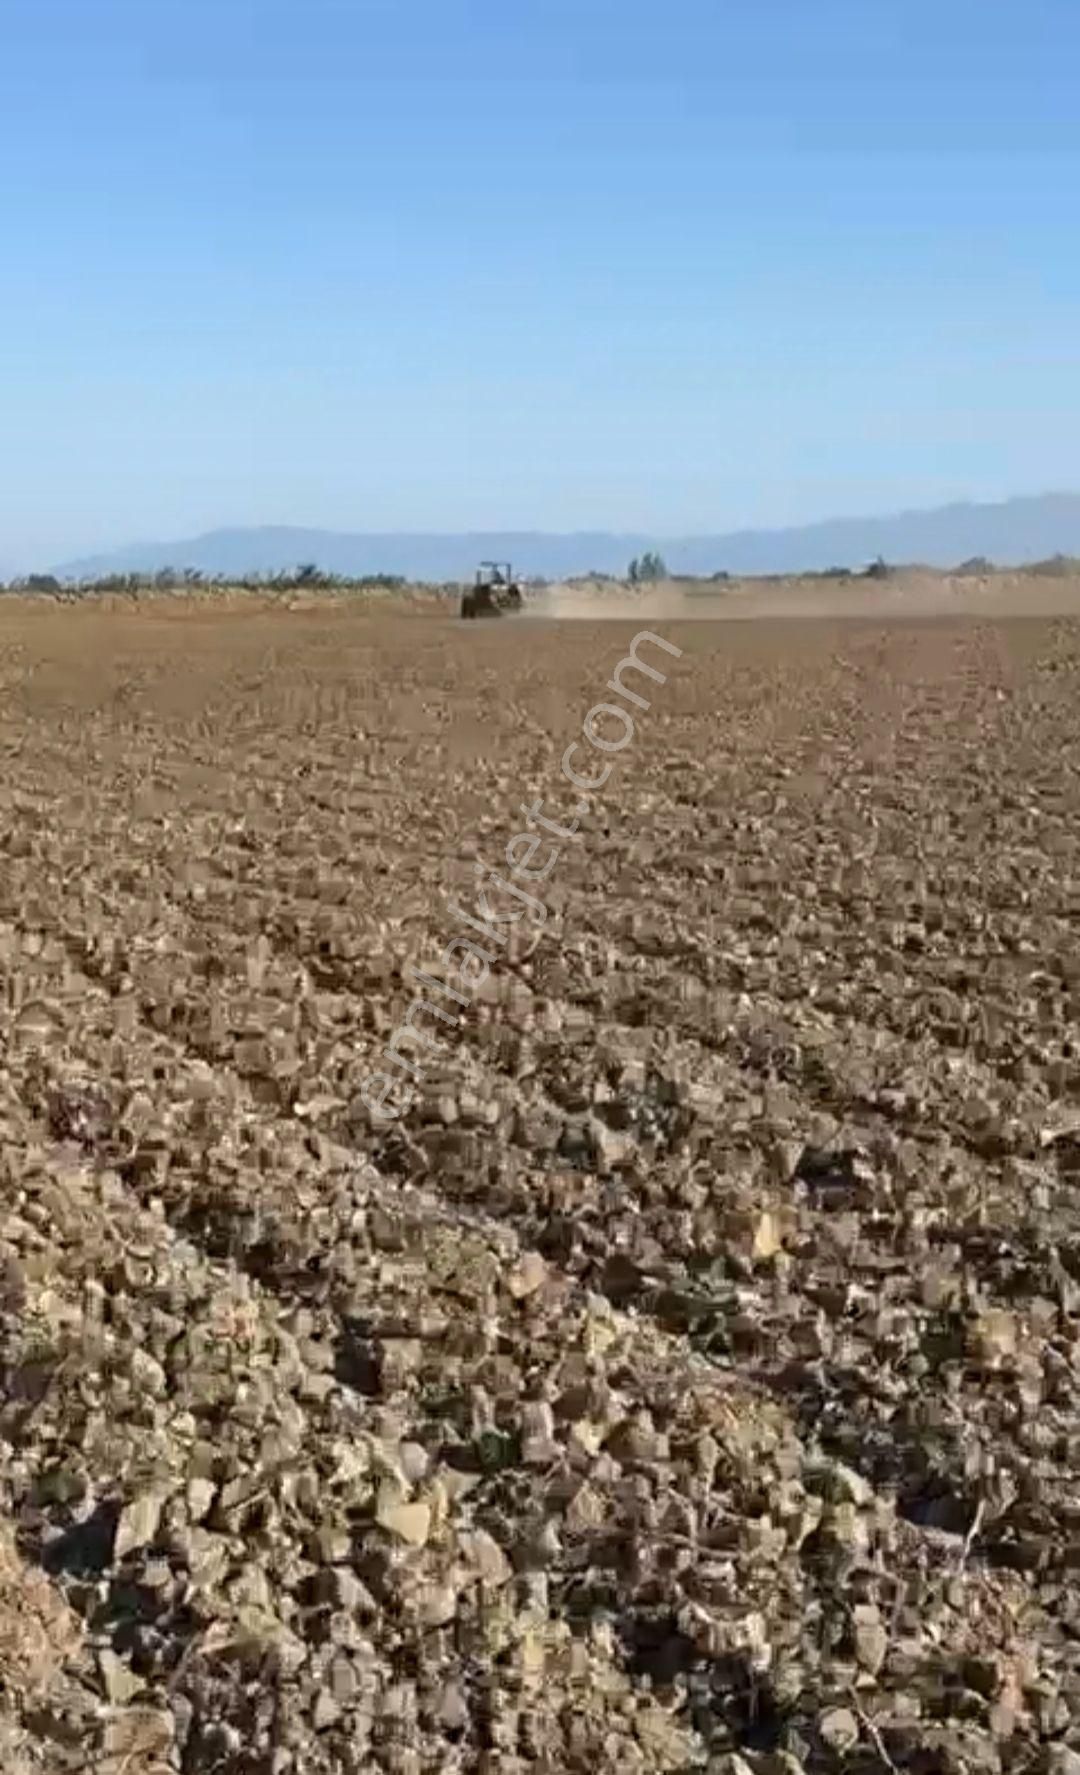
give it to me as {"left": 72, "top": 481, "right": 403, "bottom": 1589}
{"left": 52, "top": 494, "right": 1080, "bottom": 582}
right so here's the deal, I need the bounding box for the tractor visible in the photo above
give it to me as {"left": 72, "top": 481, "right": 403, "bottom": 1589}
{"left": 460, "top": 561, "right": 524, "bottom": 619}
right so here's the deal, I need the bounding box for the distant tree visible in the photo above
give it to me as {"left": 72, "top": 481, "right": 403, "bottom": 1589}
{"left": 1027, "top": 553, "right": 1080, "bottom": 578}
{"left": 295, "top": 562, "right": 323, "bottom": 587}
{"left": 864, "top": 555, "right": 890, "bottom": 581}
{"left": 628, "top": 551, "right": 667, "bottom": 584}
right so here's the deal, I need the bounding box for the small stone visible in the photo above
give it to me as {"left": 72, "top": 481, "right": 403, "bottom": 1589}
{"left": 568, "top": 1418, "right": 604, "bottom": 1459}
{"left": 635, "top": 1705, "right": 696, "bottom": 1763}
{"left": 582, "top": 1308, "right": 618, "bottom": 1358}
{"left": 379, "top": 1338, "right": 422, "bottom": 1390}
{"left": 772, "top": 1139, "right": 804, "bottom": 1183}
{"left": 970, "top": 1309, "right": 1020, "bottom": 1369}
{"left": 1044, "top": 1750, "right": 1080, "bottom": 1775}
{"left": 829, "top": 1501, "right": 871, "bottom": 1557}
{"left": 458, "top": 1527, "right": 511, "bottom": 1587}
{"left": 98, "top": 1647, "right": 144, "bottom": 1704}
{"left": 399, "top": 1441, "right": 430, "bottom": 1484}
{"left": 101, "top": 1708, "right": 174, "bottom": 1763}
{"left": 522, "top": 1519, "right": 562, "bottom": 1567}
{"left": 129, "top": 1347, "right": 167, "bottom": 1395}
{"left": 329, "top": 1655, "right": 359, "bottom": 1702}
{"left": 438, "top": 1683, "right": 469, "bottom": 1732}
{"left": 418, "top": 1582, "right": 458, "bottom": 1627}
{"left": 185, "top": 1476, "right": 215, "bottom": 1523}
{"left": 230, "top": 1563, "right": 274, "bottom": 1613}
{"left": 566, "top": 1482, "right": 606, "bottom": 1531}
{"left": 114, "top": 1490, "right": 164, "bottom": 1560}
{"left": 519, "top": 1627, "right": 547, "bottom": 1681}
{"left": 521, "top": 1401, "right": 560, "bottom": 1465}
{"left": 853, "top": 1603, "right": 888, "bottom": 1675}
{"left": 507, "top": 1251, "right": 547, "bottom": 1299}
{"left": 608, "top": 1411, "right": 666, "bottom": 1464}
{"left": 312, "top": 1690, "right": 341, "bottom": 1731}
{"left": 752, "top": 1211, "right": 783, "bottom": 1261}
{"left": 183, "top": 1528, "right": 230, "bottom": 1592}
{"left": 313, "top": 1521, "right": 352, "bottom": 1564}
{"left": 376, "top": 1493, "right": 431, "bottom": 1548}
{"left": 818, "top": 1707, "right": 860, "bottom": 1752}
{"left": 234, "top": 1608, "right": 306, "bottom": 1677}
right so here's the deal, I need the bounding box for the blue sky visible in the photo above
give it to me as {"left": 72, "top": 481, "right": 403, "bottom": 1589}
{"left": 1, "top": 0, "right": 1078, "bottom": 569}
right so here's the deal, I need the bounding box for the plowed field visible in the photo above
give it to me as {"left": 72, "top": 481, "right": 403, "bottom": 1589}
{"left": 2, "top": 594, "right": 1080, "bottom": 1775}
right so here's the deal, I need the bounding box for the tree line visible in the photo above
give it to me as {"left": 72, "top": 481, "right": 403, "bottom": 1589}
{"left": 0, "top": 565, "right": 410, "bottom": 598}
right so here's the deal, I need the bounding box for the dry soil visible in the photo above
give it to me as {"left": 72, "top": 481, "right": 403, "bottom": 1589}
{"left": 2, "top": 589, "right": 1080, "bottom": 1775}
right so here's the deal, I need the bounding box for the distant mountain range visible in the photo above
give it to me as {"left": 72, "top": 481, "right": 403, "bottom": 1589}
{"left": 52, "top": 494, "right": 1080, "bottom": 582}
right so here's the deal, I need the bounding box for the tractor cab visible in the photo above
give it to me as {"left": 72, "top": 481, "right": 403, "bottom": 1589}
{"left": 460, "top": 561, "right": 524, "bottom": 619}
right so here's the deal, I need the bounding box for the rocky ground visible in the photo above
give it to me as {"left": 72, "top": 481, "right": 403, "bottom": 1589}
{"left": 1, "top": 595, "right": 1080, "bottom": 1774}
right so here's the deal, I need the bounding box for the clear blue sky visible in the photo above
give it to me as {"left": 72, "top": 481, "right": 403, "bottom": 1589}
{"left": 1, "top": 0, "right": 1078, "bottom": 569}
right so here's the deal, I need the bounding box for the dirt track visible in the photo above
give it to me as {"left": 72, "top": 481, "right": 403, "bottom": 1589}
{"left": 3, "top": 594, "right": 1080, "bottom": 1774}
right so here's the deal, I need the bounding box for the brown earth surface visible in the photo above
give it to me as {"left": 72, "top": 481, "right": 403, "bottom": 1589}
{"left": 2, "top": 592, "right": 1080, "bottom": 1774}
